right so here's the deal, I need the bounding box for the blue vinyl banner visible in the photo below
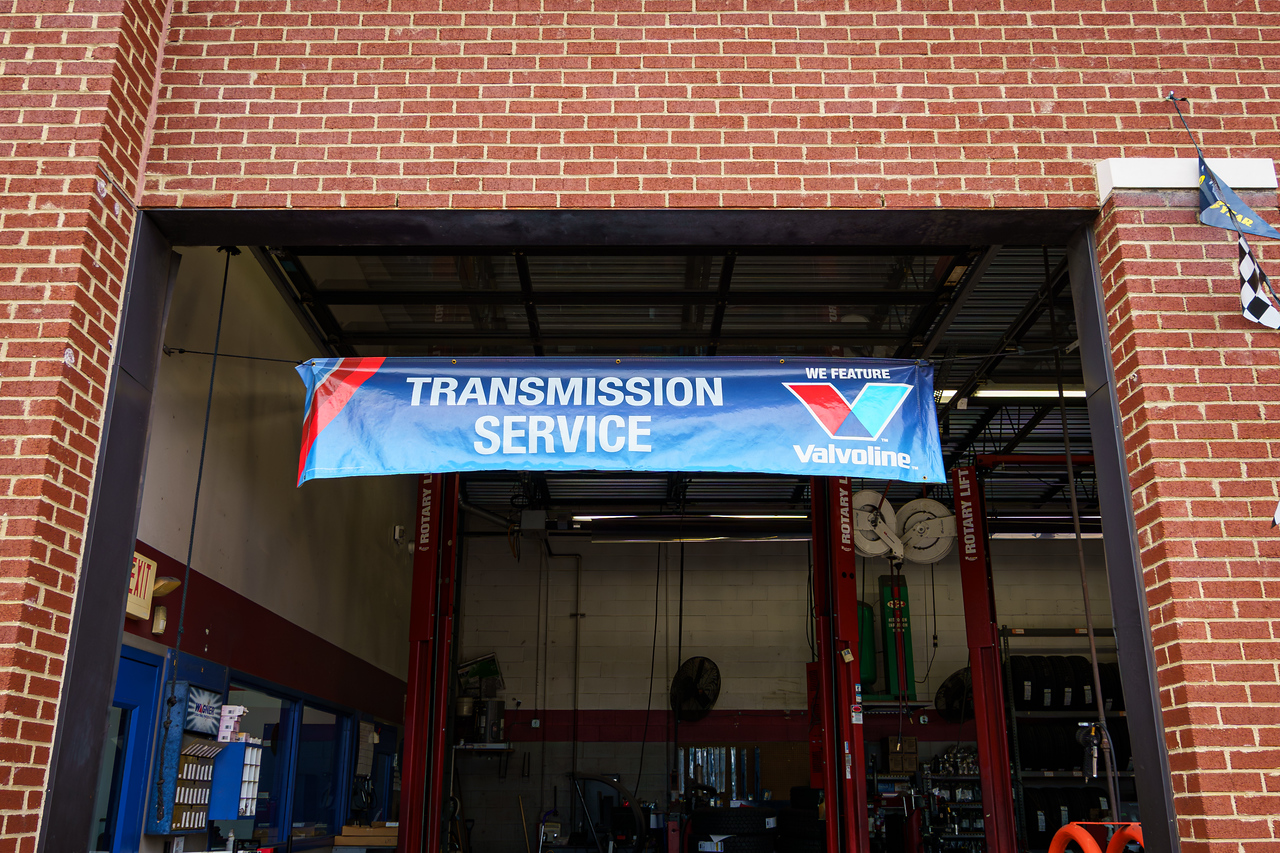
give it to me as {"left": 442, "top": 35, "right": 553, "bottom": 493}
{"left": 296, "top": 357, "right": 945, "bottom": 485}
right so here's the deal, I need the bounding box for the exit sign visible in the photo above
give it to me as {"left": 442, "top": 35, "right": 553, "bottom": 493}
{"left": 126, "top": 552, "right": 157, "bottom": 619}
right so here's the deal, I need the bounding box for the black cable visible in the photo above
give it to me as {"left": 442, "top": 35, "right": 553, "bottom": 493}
{"left": 154, "top": 245, "right": 237, "bottom": 818}
{"left": 915, "top": 562, "right": 939, "bottom": 685}
{"left": 635, "top": 543, "right": 663, "bottom": 796}
{"left": 163, "top": 346, "right": 305, "bottom": 365}
{"left": 923, "top": 345, "right": 1064, "bottom": 365}
{"left": 673, "top": 539, "right": 686, "bottom": 796}
{"left": 806, "top": 540, "right": 816, "bottom": 661}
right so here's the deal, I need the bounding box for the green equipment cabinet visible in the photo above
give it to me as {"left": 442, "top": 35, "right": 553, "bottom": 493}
{"left": 857, "top": 600, "right": 876, "bottom": 685}
{"left": 878, "top": 574, "right": 916, "bottom": 698}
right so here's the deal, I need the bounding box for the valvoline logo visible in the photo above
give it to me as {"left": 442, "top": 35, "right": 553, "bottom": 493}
{"left": 784, "top": 382, "right": 913, "bottom": 441}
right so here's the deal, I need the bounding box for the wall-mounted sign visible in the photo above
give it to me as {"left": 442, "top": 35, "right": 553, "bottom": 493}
{"left": 296, "top": 357, "right": 945, "bottom": 484}
{"left": 185, "top": 687, "right": 223, "bottom": 735}
{"left": 126, "top": 552, "right": 157, "bottom": 620}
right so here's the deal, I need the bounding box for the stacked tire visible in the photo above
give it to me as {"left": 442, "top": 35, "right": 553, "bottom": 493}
{"left": 1007, "top": 655, "right": 1125, "bottom": 711}
{"left": 777, "top": 787, "right": 822, "bottom": 853}
{"left": 689, "top": 807, "right": 777, "bottom": 853}
{"left": 1022, "top": 786, "right": 1111, "bottom": 849}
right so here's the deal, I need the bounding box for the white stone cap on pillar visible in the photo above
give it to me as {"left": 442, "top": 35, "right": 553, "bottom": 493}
{"left": 1097, "top": 158, "right": 1277, "bottom": 202}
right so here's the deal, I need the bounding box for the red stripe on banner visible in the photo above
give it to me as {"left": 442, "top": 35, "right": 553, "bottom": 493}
{"left": 297, "top": 356, "right": 386, "bottom": 484}
{"left": 784, "top": 384, "right": 851, "bottom": 435}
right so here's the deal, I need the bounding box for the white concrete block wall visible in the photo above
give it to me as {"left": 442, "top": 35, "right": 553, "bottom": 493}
{"left": 459, "top": 534, "right": 1110, "bottom": 711}
{"left": 455, "top": 529, "right": 1110, "bottom": 853}
{"left": 137, "top": 247, "right": 418, "bottom": 678}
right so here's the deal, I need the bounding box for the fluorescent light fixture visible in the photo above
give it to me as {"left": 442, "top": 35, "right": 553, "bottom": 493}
{"left": 991, "top": 532, "right": 1104, "bottom": 540}
{"left": 939, "top": 387, "right": 1086, "bottom": 402}
{"left": 574, "top": 513, "right": 809, "bottom": 521}
{"left": 1000, "top": 515, "right": 1101, "bottom": 521}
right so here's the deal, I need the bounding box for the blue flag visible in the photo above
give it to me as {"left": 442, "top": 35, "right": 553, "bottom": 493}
{"left": 295, "top": 357, "right": 947, "bottom": 485}
{"left": 1199, "top": 157, "right": 1280, "bottom": 239}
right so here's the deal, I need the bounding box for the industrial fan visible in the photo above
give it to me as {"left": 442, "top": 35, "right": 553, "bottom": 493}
{"left": 670, "top": 656, "right": 721, "bottom": 722}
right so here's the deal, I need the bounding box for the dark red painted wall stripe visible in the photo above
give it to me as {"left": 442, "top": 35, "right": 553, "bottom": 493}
{"left": 501, "top": 709, "right": 973, "bottom": 744}
{"left": 126, "top": 540, "right": 407, "bottom": 722}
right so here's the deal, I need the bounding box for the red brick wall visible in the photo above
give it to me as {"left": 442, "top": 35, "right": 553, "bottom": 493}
{"left": 143, "top": 1, "right": 1278, "bottom": 210}
{"left": 1097, "top": 189, "right": 1280, "bottom": 851}
{"left": 0, "top": 0, "right": 163, "bottom": 846}
{"left": 5, "top": 0, "right": 1280, "bottom": 850}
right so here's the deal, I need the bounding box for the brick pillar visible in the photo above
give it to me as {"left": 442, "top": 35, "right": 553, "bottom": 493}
{"left": 0, "top": 0, "right": 166, "bottom": 848}
{"left": 1097, "top": 188, "right": 1280, "bottom": 849}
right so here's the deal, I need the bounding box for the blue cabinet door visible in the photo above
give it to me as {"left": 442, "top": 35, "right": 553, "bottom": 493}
{"left": 94, "top": 648, "right": 163, "bottom": 853}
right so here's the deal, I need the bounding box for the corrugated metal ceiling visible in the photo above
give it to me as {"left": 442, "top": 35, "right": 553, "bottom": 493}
{"left": 262, "top": 244, "right": 1096, "bottom": 529}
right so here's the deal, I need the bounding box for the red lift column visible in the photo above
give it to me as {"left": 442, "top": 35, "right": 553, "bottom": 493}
{"left": 811, "top": 477, "right": 871, "bottom": 853}
{"left": 400, "top": 474, "right": 461, "bottom": 853}
{"left": 950, "top": 466, "right": 1017, "bottom": 853}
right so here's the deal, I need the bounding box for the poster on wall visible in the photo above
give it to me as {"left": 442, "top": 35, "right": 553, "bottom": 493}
{"left": 184, "top": 687, "right": 223, "bottom": 735}
{"left": 296, "top": 357, "right": 945, "bottom": 484}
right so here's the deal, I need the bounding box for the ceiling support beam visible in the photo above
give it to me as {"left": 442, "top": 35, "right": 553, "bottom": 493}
{"left": 706, "top": 253, "right": 736, "bottom": 356}
{"left": 250, "top": 247, "right": 338, "bottom": 356}
{"left": 917, "top": 246, "right": 1001, "bottom": 358}
{"left": 998, "top": 406, "right": 1055, "bottom": 455}
{"left": 311, "top": 288, "right": 941, "bottom": 308}
{"left": 940, "top": 258, "right": 1071, "bottom": 415}
{"left": 259, "top": 248, "right": 354, "bottom": 356}
{"left": 514, "top": 252, "right": 544, "bottom": 356}
{"left": 340, "top": 329, "right": 907, "bottom": 347}
{"left": 943, "top": 404, "right": 1003, "bottom": 469}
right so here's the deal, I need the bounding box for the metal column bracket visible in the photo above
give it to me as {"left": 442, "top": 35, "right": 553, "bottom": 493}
{"left": 401, "top": 474, "right": 461, "bottom": 853}
{"left": 950, "top": 466, "right": 1018, "bottom": 853}
{"left": 811, "top": 477, "right": 871, "bottom": 853}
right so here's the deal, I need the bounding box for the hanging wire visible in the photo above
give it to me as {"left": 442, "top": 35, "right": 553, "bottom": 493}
{"left": 915, "top": 562, "right": 939, "bottom": 685}
{"left": 1044, "top": 246, "right": 1122, "bottom": 819}
{"left": 163, "top": 346, "right": 305, "bottom": 365}
{"left": 805, "top": 540, "right": 817, "bottom": 661}
{"left": 634, "top": 543, "right": 663, "bottom": 795}
{"left": 153, "top": 245, "right": 238, "bottom": 818}
{"left": 921, "top": 345, "right": 1064, "bottom": 365}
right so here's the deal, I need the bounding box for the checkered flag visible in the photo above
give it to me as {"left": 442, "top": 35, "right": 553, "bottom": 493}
{"left": 1238, "top": 234, "right": 1280, "bottom": 329}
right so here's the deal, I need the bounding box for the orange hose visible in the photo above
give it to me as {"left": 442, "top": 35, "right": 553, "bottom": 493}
{"left": 1048, "top": 823, "right": 1104, "bottom": 853}
{"left": 1105, "top": 823, "right": 1144, "bottom": 853}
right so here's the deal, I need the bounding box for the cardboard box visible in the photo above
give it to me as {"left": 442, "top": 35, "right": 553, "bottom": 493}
{"left": 336, "top": 826, "right": 398, "bottom": 848}
{"left": 340, "top": 826, "right": 401, "bottom": 837}
{"left": 887, "top": 754, "right": 915, "bottom": 773}
{"left": 334, "top": 837, "right": 398, "bottom": 847}
{"left": 883, "top": 736, "right": 918, "bottom": 756}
